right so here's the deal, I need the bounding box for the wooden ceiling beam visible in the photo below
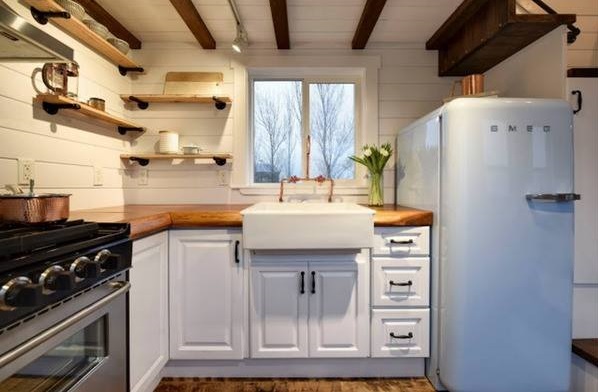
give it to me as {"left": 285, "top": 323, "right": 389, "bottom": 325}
{"left": 269, "top": 0, "right": 290, "bottom": 49}
{"left": 352, "top": 0, "right": 387, "bottom": 50}
{"left": 169, "top": 0, "right": 216, "bottom": 49}
{"left": 75, "top": 0, "right": 141, "bottom": 49}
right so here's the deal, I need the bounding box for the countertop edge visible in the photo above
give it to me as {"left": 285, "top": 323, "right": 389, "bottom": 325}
{"left": 71, "top": 205, "right": 433, "bottom": 240}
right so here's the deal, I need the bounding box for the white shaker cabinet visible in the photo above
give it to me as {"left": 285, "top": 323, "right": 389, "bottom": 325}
{"left": 308, "top": 260, "right": 369, "bottom": 358}
{"left": 250, "top": 262, "right": 309, "bottom": 358}
{"left": 130, "top": 232, "right": 169, "bottom": 392}
{"left": 169, "top": 229, "right": 244, "bottom": 359}
{"left": 250, "top": 253, "right": 369, "bottom": 359}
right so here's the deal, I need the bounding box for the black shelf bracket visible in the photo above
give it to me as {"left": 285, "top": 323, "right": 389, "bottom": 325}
{"left": 213, "top": 157, "right": 227, "bottom": 166}
{"left": 530, "top": 0, "right": 580, "bottom": 44}
{"left": 42, "top": 101, "right": 81, "bottom": 115}
{"left": 128, "top": 96, "right": 149, "bottom": 110}
{"left": 118, "top": 66, "right": 145, "bottom": 76}
{"left": 128, "top": 157, "right": 150, "bottom": 166}
{"left": 30, "top": 7, "right": 70, "bottom": 25}
{"left": 117, "top": 127, "right": 145, "bottom": 135}
{"left": 212, "top": 96, "right": 227, "bottom": 110}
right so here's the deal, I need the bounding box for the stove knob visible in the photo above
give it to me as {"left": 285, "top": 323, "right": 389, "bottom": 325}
{"left": 70, "top": 256, "right": 100, "bottom": 279}
{"left": 39, "top": 266, "right": 75, "bottom": 292}
{"left": 94, "top": 249, "right": 120, "bottom": 271}
{"left": 0, "top": 277, "right": 43, "bottom": 309}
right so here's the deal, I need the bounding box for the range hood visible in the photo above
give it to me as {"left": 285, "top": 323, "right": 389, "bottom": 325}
{"left": 0, "top": 1, "right": 73, "bottom": 62}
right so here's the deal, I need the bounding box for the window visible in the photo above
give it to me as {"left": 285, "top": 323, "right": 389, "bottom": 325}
{"left": 252, "top": 79, "right": 358, "bottom": 184}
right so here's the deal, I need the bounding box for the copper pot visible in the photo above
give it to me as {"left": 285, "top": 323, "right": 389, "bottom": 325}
{"left": 0, "top": 182, "right": 70, "bottom": 223}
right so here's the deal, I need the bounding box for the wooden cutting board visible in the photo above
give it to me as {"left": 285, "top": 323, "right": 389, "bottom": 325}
{"left": 163, "top": 72, "right": 223, "bottom": 95}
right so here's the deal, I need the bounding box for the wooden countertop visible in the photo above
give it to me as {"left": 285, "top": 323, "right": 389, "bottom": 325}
{"left": 573, "top": 339, "right": 598, "bottom": 367}
{"left": 70, "top": 204, "right": 433, "bottom": 240}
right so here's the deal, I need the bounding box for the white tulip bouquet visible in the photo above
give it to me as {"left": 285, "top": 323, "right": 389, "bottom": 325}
{"left": 349, "top": 143, "right": 394, "bottom": 206}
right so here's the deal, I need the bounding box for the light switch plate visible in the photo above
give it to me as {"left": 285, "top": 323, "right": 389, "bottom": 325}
{"left": 93, "top": 166, "right": 103, "bottom": 186}
{"left": 18, "top": 159, "right": 35, "bottom": 185}
{"left": 138, "top": 169, "right": 148, "bottom": 185}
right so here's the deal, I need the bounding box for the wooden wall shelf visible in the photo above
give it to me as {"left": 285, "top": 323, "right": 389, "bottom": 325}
{"left": 24, "top": 0, "right": 144, "bottom": 74}
{"left": 121, "top": 153, "right": 233, "bottom": 166}
{"left": 36, "top": 94, "right": 145, "bottom": 135}
{"left": 426, "top": 0, "right": 576, "bottom": 76}
{"left": 120, "top": 95, "right": 232, "bottom": 110}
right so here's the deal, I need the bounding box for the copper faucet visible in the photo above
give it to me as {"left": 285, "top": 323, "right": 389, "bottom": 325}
{"left": 279, "top": 175, "right": 335, "bottom": 203}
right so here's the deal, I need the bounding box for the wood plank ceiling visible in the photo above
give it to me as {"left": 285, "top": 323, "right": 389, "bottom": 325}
{"left": 96, "top": 0, "right": 463, "bottom": 49}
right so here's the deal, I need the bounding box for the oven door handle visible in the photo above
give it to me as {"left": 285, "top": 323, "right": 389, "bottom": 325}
{"left": 0, "top": 281, "right": 130, "bottom": 369}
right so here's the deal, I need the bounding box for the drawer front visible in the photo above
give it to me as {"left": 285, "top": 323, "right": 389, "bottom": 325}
{"left": 373, "top": 227, "right": 430, "bottom": 257}
{"left": 372, "top": 257, "right": 429, "bottom": 307}
{"left": 371, "top": 309, "right": 430, "bottom": 358}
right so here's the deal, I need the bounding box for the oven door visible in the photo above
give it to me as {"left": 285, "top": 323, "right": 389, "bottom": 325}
{"left": 0, "top": 280, "right": 129, "bottom": 392}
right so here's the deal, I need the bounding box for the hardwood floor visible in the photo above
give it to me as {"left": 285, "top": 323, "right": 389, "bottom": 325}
{"left": 154, "top": 378, "right": 436, "bottom": 392}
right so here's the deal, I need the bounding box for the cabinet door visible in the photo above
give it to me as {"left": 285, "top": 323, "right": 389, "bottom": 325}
{"left": 308, "top": 256, "right": 370, "bottom": 358}
{"left": 250, "top": 262, "right": 309, "bottom": 358}
{"left": 169, "top": 230, "right": 243, "bottom": 360}
{"left": 130, "top": 232, "right": 169, "bottom": 392}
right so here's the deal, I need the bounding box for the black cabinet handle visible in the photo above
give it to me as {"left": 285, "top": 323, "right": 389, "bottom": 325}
{"left": 234, "top": 240, "right": 240, "bottom": 264}
{"left": 390, "top": 239, "right": 414, "bottom": 245}
{"left": 300, "top": 271, "right": 305, "bottom": 294}
{"left": 311, "top": 271, "right": 316, "bottom": 294}
{"left": 390, "top": 332, "right": 413, "bottom": 339}
{"left": 389, "top": 280, "right": 413, "bottom": 287}
{"left": 572, "top": 90, "right": 582, "bottom": 114}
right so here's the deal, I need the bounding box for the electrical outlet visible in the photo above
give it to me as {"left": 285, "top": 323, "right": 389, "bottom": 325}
{"left": 18, "top": 159, "right": 35, "bottom": 185}
{"left": 217, "top": 170, "right": 228, "bottom": 186}
{"left": 138, "top": 169, "right": 148, "bottom": 186}
{"left": 93, "top": 166, "right": 103, "bottom": 186}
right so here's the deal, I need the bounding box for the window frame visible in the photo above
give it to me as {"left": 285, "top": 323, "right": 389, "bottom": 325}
{"left": 249, "top": 75, "right": 364, "bottom": 187}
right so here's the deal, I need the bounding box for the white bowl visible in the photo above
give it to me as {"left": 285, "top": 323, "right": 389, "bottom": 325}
{"left": 56, "top": 0, "right": 85, "bottom": 20}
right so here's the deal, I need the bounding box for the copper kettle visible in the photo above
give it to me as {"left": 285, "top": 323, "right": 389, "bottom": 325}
{"left": 42, "top": 62, "right": 79, "bottom": 98}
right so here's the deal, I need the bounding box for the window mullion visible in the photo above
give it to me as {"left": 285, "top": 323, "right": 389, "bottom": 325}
{"left": 301, "top": 80, "right": 310, "bottom": 178}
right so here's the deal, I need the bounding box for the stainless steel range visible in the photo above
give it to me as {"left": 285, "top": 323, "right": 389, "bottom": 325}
{"left": 0, "top": 220, "right": 131, "bottom": 392}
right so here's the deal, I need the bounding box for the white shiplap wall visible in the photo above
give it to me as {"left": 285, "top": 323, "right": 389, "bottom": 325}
{"left": 0, "top": 0, "right": 132, "bottom": 210}
{"left": 518, "top": 0, "right": 598, "bottom": 68}
{"left": 124, "top": 44, "right": 454, "bottom": 205}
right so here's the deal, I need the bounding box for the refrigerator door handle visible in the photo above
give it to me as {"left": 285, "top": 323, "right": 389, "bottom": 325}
{"left": 525, "top": 193, "right": 581, "bottom": 202}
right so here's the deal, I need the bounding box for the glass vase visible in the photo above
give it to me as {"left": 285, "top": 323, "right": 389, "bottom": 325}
{"left": 368, "top": 171, "right": 384, "bottom": 207}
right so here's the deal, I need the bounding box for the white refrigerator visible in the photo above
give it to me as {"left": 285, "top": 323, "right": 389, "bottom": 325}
{"left": 397, "top": 98, "right": 578, "bottom": 392}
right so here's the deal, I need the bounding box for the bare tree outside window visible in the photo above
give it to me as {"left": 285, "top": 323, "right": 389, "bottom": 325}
{"left": 309, "top": 83, "right": 355, "bottom": 179}
{"left": 253, "top": 81, "right": 302, "bottom": 183}
{"left": 252, "top": 80, "right": 356, "bottom": 183}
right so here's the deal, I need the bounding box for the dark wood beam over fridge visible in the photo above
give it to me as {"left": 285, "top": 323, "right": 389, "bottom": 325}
{"left": 352, "top": 0, "right": 387, "bottom": 49}
{"left": 169, "top": 0, "right": 216, "bottom": 49}
{"left": 269, "top": 0, "right": 290, "bottom": 49}
{"left": 76, "top": 0, "right": 142, "bottom": 49}
{"left": 426, "top": 0, "right": 575, "bottom": 76}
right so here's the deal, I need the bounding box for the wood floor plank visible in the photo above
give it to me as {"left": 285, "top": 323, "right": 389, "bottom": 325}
{"left": 154, "top": 378, "right": 435, "bottom": 392}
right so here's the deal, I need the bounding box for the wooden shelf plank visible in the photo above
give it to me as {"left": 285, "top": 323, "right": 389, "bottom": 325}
{"left": 121, "top": 152, "right": 232, "bottom": 166}
{"left": 121, "top": 153, "right": 232, "bottom": 160}
{"left": 120, "top": 95, "right": 232, "bottom": 104}
{"left": 24, "top": 0, "right": 142, "bottom": 69}
{"left": 36, "top": 94, "right": 144, "bottom": 130}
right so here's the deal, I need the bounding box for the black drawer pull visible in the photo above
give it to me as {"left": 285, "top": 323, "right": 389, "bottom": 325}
{"left": 389, "top": 280, "right": 412, "bottom": 287}
{"left": 234, "top": 240, "right": 240, "bottom": 263}
{"left": 311, "top": 271, "right": 316, "bottom": 294}
{"left": 390, "top": 332, "right": 413, "bottom": 339}
{"left": 390, "top": 239, "right": 414, "bottom": 245}
{"left": 300, "top": 271, "right": 305, "bottom": 294}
